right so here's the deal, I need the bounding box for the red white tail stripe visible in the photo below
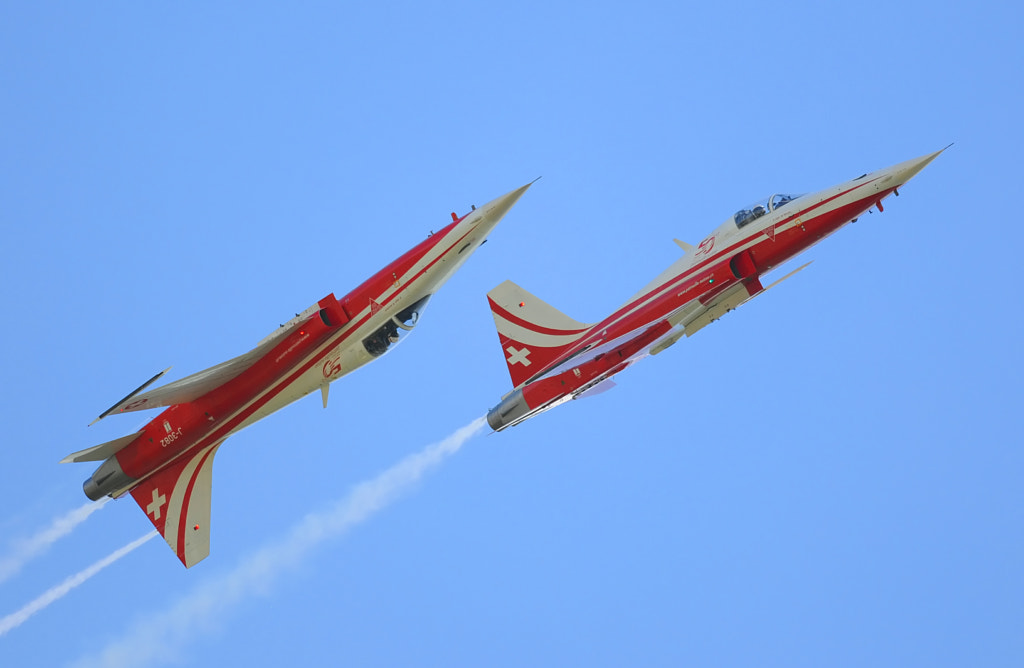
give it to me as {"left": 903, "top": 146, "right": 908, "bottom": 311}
{"left": 130, "top": 442, "right": 221, "bottom": 568}
{"left": 487, "top": 280, "right": 593, "bottom": 388}
{"left": 490, "top": 312, "right": 589, "bottom": 348}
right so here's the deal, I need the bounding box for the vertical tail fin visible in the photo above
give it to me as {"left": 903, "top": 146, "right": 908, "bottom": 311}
{"left": 487, "top": 280, "right": 593, "bottom": 388}
{"left": 130, "top": 441, "right": 222, "bottom": 568}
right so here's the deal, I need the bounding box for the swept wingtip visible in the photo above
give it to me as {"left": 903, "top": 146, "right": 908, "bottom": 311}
{"left": 88, "top": 366, "right": 173, "bottom": 426}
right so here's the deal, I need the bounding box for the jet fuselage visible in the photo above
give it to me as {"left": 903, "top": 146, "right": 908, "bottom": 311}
{"left": 66, "top": 182, "right": 532, "bottom": 567}
{"left": 486, "top": 152, "right": 943, "bottom": 430}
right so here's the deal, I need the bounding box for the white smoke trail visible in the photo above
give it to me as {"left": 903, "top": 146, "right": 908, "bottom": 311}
{"left": 72, "top": 416, "right": 486, "bottom": 668}
{"left": 0, "top": 530, "right": 158, "bottom": 637}
{"left": 0, "top": 498, "right": 110, "bottom": 585}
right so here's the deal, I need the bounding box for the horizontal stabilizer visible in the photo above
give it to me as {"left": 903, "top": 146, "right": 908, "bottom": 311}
{"left": 61, "top": 431, "right": 141, "bottom": 464}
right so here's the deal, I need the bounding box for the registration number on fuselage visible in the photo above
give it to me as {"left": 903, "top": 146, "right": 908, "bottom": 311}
{"left": 160, "top": 427, "right": 184, "bottom": 448}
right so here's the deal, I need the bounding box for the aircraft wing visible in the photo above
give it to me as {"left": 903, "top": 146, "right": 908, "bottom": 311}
{"left": 129, "top": 441, "right": 223, "bottom": 568}
{"left": 105, "top": 346, "right": 269, "bottom": 416}
{"left": 94, "top": 296, "right": 340, "bottom": 420}
{"left": 653, "top": 261, "right": 813, "bottom": 353}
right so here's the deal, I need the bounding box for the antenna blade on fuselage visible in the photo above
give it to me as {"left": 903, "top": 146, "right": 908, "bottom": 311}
{"left": 674, "top": 239, "right": 695, "bottom": 253}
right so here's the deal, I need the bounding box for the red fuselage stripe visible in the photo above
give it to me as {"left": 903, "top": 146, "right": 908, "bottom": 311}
{"left": 521, "top": 178, "right": 884, "bottom": 383}
{"left": 128, "top": 221, "right": 479, "bottom": 491}
{"left": 601, "top": 178, "right": 881, "bottom": 327}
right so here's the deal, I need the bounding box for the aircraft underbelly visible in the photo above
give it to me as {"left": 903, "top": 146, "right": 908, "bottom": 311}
{"left": 231, "top": 338, "right": 375, "bottom": 432}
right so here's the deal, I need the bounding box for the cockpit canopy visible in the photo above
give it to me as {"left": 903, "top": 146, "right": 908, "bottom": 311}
{"left": 362, "top": 295, "right": 431, "bottom": 357}
{"left": 733, "top": 193, "right": 801, "bottom": 228}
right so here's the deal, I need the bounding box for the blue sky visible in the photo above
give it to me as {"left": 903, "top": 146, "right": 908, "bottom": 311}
{"left": 2, "top": 2, "right": 1022, "bottom": 666}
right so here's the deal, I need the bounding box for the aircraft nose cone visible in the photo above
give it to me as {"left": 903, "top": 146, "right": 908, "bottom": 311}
{"left": 888, "top": 147, "right": 947, "bottom": 187}
{"left": 478, "top": 180, "right": 536, "bottom": 226}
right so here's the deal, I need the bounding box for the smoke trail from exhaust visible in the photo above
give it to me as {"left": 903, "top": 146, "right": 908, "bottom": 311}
{"left": 72, "top": 416, "right": 486, "bottom": 668}
{"left": 0, "top": 530, "right": 158, "bottom": 637}
{"left": 0, "top": 498, "right": 110, "bottom": 585}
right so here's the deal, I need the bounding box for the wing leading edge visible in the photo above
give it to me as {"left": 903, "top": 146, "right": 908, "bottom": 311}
{"left": 90, "top": 293, "right": 348, "bottom": 422}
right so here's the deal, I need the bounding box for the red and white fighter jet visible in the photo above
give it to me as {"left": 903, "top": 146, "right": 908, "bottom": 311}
{"left": 63, "top": 183, "right": 533, "bottom": 567}
{"left": 486, "top": 151, "right": 944, "bottom": 431}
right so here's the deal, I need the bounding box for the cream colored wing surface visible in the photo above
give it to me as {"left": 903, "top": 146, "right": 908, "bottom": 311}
{"left": 92, "top": 306, "right": 338, "bottom": 423}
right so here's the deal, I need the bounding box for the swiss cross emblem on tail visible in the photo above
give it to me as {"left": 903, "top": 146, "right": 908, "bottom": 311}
{"left": 505, "top": 346, "right": 532, "bottom": 367}
{"left": 129, "top": 442, "right": 224, "bottom": 568}
{"left": 486, "top": 280, "right": 593, "bottom": 389}
{"left": 146, "top": 489, "right": 167, "bottom": 520}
